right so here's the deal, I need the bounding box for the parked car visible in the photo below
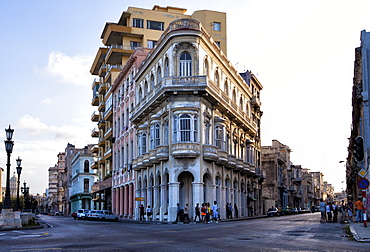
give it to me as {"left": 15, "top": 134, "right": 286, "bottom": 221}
{"left": 291, "top": 208, "right": 299, "bottom": 214}
{"left": 73, "top": 209, "right": 90, "bottom": 220}
{"left": 99, "top": 210, "right": 119, "bottom": 221}
{"left": 301, "top": 207, "right": 310, "bottom": 213}
{"left": 296, "top": 207, "right": 302, "bottom": 214}
{"left": 267, "top": 207, "right": 280, "bottom": 217}
{"left": 87, "top": 210, "right": 101, "bottom": 220}
{"left": 280, "top": 206, "right": 292, "bottom": 215}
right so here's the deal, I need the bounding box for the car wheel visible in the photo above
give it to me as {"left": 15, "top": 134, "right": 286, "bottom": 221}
{"left": 115, "top": 217, "right": 118, "bottom": 221}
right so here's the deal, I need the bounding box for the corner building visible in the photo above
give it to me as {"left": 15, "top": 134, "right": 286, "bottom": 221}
{"left": 131, "top": 18, "right": 263, "bottom": 222}
{"left": 90, "top": 5, "right": 227, "bottom": 212}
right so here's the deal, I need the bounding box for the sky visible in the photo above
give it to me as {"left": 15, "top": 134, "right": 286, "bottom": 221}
{"left": 1, "top": 0, "right": 369, "bottom": 195}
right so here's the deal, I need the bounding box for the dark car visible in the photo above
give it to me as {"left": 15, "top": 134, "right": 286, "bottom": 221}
{"left": 280, "top": 206, "right": 292, "bottom": 215}
{"left": 267, "top": 207, "right": 280, "bottom": 217}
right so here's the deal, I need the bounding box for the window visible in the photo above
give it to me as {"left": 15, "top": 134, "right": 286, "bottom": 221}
{"left": 204, "top": 59, "right": 209, "bottom": 76}
{"left": 147, "top": 20, "right": 164, "bottom": 31}
{"left": 224, "top": 80, "right": 229, "bottom": 96}
{"left": 144, "top": 81, "right": 148, "bottom": 96}
{"left": 164, "top": 58, "right": 169, "bottom": 76}
{"left": 232, "top": 89, "right": 236, "bottom": 103}
{"left": 157, "top": 67, "right": 162, "bottom": 84}
{"left": 147, "top": 40, "right": 157, "bottom": 49}
{"left": 163, "top": 120, "right": 169, "bottom": 145}
{"left": 142, "top": 133, "right": 147, "bottom": 153}
{"left": 84, "top": 179, "right": 89, "bottom": 193}
{"left": 215, "top": 70, "right": 220, "bottom": 87}
{"left": 179, "top": 52, "right": 192, "bottom": 76}
{"left": 150, "top": 124, "right": 155, "bottom": 150}
{"left": 150, "top": 75, "right": 155, "bottom": 89}
{"left": 84, "top": 160, "right": 89, "bottom": 173}
{"left": 213, "top": 22, "right": 221, "bottom": 31}
{"left": 204, "top": 121, "right": 210, "bottom": 144}
{"left": 155, "top": 124, "right": 160, "bottom": 147}
{"left": 130, "top": 41, "right": 141, "bottom": 50}
{"left": 133, "top": 18, "right": 144, "bottom": 28}
{"left": 138, "top": 87, "right": 143, "bottom": 101}
{"left": 173, "top": 113, "right": 198, "bottom": 142}
{"left": 215, "top": 125, "right": 224, "bottom": 149}
{"left": 215, "top": 41, "right": 221, "bottom": 47}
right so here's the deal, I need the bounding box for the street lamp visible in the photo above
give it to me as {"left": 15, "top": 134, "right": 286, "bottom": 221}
{"left": 21, "top": 181, "right": 30, "bottom": 211}
{"left": 16, "top": 157, "right": 22, "bottom": 211}
{"left": 3, "top": 125, "right": 14, "bottom": 209}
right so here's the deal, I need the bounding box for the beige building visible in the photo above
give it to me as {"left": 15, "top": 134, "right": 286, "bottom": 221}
{"left": 90, "top": 5, "right": 230, "bottom": 211}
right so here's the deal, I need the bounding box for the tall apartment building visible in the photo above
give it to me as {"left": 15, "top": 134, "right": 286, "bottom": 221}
{"left": 130, "top": 17, "right": 263, "bottom": 221}
{"left": 56, "top": 152, "right": 66, "bottom": 214}
{"left": 47, "top": 165, "right": 58, "bottom": 213}
{"left": 90, "top": 5, "right": 228, "bottom": 211}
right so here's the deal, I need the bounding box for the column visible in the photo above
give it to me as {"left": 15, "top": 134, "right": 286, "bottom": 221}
{"left": 112, "top": 188, "right": 117, "bottom": 215}
{"left": 124, "top": 185, "right": 129, "bottom": 217}
{"left": 168, "top": 182, "right": 180, "bottom": 222}
{"left": 128, "top": 183, "right": 133, "bottom": 218}
{"left": 120, "top": 187, "right": 124, "bottom": 217}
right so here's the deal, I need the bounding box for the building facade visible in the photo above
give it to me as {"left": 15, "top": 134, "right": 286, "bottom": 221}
{"left": 90, "top": 5, "right": 229, "bottom": 212}
{"left": 47, "top": 165, "right": 58, "bottom": 214}
{"left": 130, "top": 18, "right": 263, "bottom": 222}
{"left": 70, "top": 145, "right": 97, "bottom": 213}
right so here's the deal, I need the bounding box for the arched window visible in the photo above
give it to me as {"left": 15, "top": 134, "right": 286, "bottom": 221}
{"left": 150, "top": 74, "right": 155, "bottom": 90}
{"left": 138, "top": 86, "right": 143, "bottom": 101}
{"left": 84, "top": 160, "right": 89, "bottom": 173}
{"left": 179, "top": 52, "right": 192, "bottom": 76}
{"left": 240, "top": 97, "right": 243, "bottom": 109}
{"left": 232, "top": 89, "right": 236, "bottom": 103}
{"left": 164, "top": 58, "right": 169, "bottom": 76}
{"left": 142, "top": 133, "right": 147, "bottom": 153}
{"left": 157, "top": 67, "right": 162, "bottom": 85}
{"left": 150, "top": 124, "right": 155, "bottom": 150}
{"left": 224, "top": 80, "right": 229, "bottom": 96}
{"left": 163, "top": 120, "right": 169, "bottom": 145}
{"left": 204, "top": 58, "right": 209, "bottom": 76}
{"left": 215, "top": 70, "right": 220, "bottom": 87}
{"left": 155, "top": 123, "right": 160, "bottom": 146}
{"left": 144, "top": 81, "right": 149, "bottom": 96}
{"left": 180, "top": 114, "right": 191, "bottom": 141}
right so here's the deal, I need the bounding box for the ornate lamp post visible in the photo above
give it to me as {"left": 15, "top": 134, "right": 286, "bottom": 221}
{"left": 16, "top": 157, "right": 22, "bottom": 211}
{"left": 21, "top": 181, "right": 30, "bottom": 211}
{"left": 3, "top": 125, "right": 14, "bottom": 209}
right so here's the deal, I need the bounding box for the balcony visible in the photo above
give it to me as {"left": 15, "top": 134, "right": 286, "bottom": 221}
{"left": 156, "top": 145, "right": 169, "bottom": 161}
{"left": 202, "top": 145, "right": 218, "bottom": 162}
{"left": 90, "top": 47, "right": 107, "bottom": 75}
{"left": 134, "top": 156, "right": 144, "bottom": 170}
{"left": 98, "top": 82, "right": 107, "bottom": 95}
{"left": 143, "top": 153, "right": 151, "bottom": 166}
{"left": 225, "top": 155, "right": 236, "bottom": 169}
{"left": 215, "top": 150, "right": 228, "bottom": 165}
{"left": 91, "top": 128, "right": 99, "bottom": 138}
{"left": 98, "top": 138, "right": 106, "bottom": 147}
{"left": 98, "top": 63, "right": 107, "bottom": 77}
{"left": 91, "top": 161, "right": 98, "bottom": 170}
{"left": 104, "top": 105, "right": 113, "bottom": 121}
{"left": 98, "top": 101, "right": 106, "bottom": 112}
{"left": 250, "top": 96, "right": 261, "bottom": 108}
{"left": 91, "top": 93, "right": 99, "bottom": 106}
{"left": 149, "top": 149, "right": 159, "bottom": 164}
{"left": 106, "top": 44, "right": 135, "bottom": 64}
{"left": 91, "top": 145, "right": 99, "bottom": 154}
{"left": 104, "top": 148, "right": 112, "bottom": 159}
{"left": 235, "top": 158, "right": 244, "bottom": 171}
{"left": 91, "top": 177, "right": 112, "bottom": 193}
{"left": 172, "top": 142, "right": 200, "bottom": 158}
{"left": 101, "top": 23, "right": 143, "bottom": 45}
{"left": 103, "top": 127, "right": 112, "bottom": 140}
{"left": 98, "top": 120, "right": 106, "bottom": 129}
{"left": 91, "top": 111, "right": 99, "bottom": 122}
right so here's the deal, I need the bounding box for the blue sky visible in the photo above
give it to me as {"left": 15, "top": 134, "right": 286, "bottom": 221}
{"left": 1, "top": 0, "right": 369, "bottom": 194}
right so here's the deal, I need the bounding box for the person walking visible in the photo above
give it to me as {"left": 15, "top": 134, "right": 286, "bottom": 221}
{"left": 174, "top": 203, "right": 181, "bottom": 223}
{"left": 326, "top": 202, "right": 332, "bottom": 222}
{"left": 183, "top": 203, "right": 190, "bottom": 223}
{"left": 212, "top": 201, "right": 219, "bottom": 223}
{"left": 201, "top": 203, "right": 206, "bottom": 223}
{"left": 139, "top": 204, "right": 145, "bottom": 221}
{"left": 194, "top": 203, "right": 201, "bottom": 223}
{"left": 332, "top": 202, "right": 338, "bottom": 223}
{"left": 234, "top": 204, "right": 239, "bottom": 218}
{"left": 319, "top": 198, "right": 326, "bottom": 223}
{"left": 355, "top": 198, "right": 364, "bottom": 223}
{"left": 146, "top": 205, "right": 152, "bottom": 221}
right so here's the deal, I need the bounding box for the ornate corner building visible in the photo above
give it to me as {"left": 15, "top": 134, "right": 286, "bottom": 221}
{"left": 90, "top": 5, "right": 263, "bottom": 221}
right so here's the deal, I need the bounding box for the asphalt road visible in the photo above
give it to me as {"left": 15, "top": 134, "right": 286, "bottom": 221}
{"left": 0, "top": 212, "right": 368, "bottom": 251}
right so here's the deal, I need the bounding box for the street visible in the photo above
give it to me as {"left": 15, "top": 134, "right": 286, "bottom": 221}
{"left": 0, "top": 212, "right": 368, "bottom": 251}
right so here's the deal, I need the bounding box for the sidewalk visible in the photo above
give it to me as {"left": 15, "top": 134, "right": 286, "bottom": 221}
{"left": 350, "top": 222, "right": 370, "bottom": 242}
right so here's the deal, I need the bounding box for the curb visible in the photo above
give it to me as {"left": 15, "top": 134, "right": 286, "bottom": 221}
{"left": 350, "top": 225, "right": 370, "bottom": 243}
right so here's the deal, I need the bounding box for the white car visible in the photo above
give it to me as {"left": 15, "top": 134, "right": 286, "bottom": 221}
{"left": 72, "top": 209, "right": 89, "bottom": 220}
{"left": 87, "top": 210, "right": 119, "bottom": 221}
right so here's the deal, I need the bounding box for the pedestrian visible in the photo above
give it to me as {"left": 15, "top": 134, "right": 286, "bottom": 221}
{"left": 201, "top": 203, "right": 206, "bottom": 223}
{"left": 234, "top": 204, "right": 238, "bottom": 218}
{"left": 146, "top": 205, "right": 152, "bottom": 221}
{"left": 332, "top": 202, "right": 338, "bottom": 223}
{"left": 354, "top": 197, "right": 364, "bottom": 223}
{"left": 212, "top": 201, "right": 219, "bottom": 223}
{"left": 183, "top": 203, "right": 190, "bottom": 223}
{"left": 326, "top": 202, "right": 332, "bottom": 222}
{"left": 319, "top": 198, "right": 326, "bottom": 223}
{"left": 226, "top": 203, "right": 230, "bottom": 219}
{"left": 206, "top": 202, "right": 211, "bottom": 224}
{"left": 174, "top": 203, "right": 181, "bottom": 223}
{"left": 139, "top": 204, "right": 145, "bottom": 221}
{"left": 347, "top": 201, "right": 353, "bottom": 222}
{"left": 228, "top": 203, "right": 233, "bottom": 218}
{"left": 194, "top": 203, "right": 201, "bottom": 223}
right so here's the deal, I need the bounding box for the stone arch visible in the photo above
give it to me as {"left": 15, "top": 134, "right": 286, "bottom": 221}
{"left": 178, "top": 171, "right": 194, "bottom": 208}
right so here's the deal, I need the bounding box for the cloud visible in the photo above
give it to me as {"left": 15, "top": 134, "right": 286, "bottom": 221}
{"left": 38, "top": 51, "right": 94, "bottom": 86}
{"left": 15, "top": 115, "right": 91, "bottom": 141}
{"left": 41, "top": 98, "right": 52, "bottom": 105}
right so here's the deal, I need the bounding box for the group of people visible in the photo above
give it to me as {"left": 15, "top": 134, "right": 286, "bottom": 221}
{"left": 139, "top": 204, "right": 153, "bottom": 221}
{"left": 225, "top": 203, "right": 238, "bottom": 219}
{"left": 176, "top": 201, "right": 219, "bottom": 224}
{"left": 319, "top": 197, "right": 366, "bottom": 224}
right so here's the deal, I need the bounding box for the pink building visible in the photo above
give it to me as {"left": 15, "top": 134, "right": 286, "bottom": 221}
{"left": 111, "top": 48, "right": 150, "bottom": 218}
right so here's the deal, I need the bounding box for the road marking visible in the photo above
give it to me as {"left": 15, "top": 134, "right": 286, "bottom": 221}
{"left": 127, "top": 241, "right": 174, "bottom": 245}
{"left": 11, "top": 248, "right": 61, "bottom": 251}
